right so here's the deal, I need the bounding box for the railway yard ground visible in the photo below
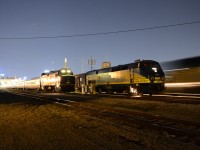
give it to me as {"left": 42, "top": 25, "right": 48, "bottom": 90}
{"left": 0, "top": 89, "right": 200, "bottom": 150}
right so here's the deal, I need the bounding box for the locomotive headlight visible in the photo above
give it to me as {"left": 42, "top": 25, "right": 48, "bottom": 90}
{"left": 61, "top": 69, "right": 66, "bottom": 73}
{"left": 67, "top": 70, "right": 71, "bottom": 73}
{"left": 152, "top": 67, "right": 157, "bottom": 72}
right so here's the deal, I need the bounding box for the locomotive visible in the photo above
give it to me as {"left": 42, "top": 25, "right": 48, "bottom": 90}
{"left": 10, "top": 68, "right": 75, "bottom": 93}
{"left": 40, "top": 68, "right": 75, "bottom": 92}
{"left": 76, "top": 60, "right": 165, "bottom": 96}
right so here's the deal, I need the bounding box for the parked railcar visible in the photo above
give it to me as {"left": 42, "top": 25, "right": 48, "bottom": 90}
{"left": 14, "top": 80, "right": 25, "bottom": 89}
{"left": 24, "top": 77, "right": 40, "bottom": 90}
{"left": 76, "top": 60, "right": 165, "bottom": 96}
{"left": 8, "top": 68, "right": 75, "bottom": 93}
{"left": 40, "top": 68, "right": 75, "bottom": 92}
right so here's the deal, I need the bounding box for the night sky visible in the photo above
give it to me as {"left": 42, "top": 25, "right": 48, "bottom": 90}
{"left": 0, "top": 0, "right": 200, "bottom": 79}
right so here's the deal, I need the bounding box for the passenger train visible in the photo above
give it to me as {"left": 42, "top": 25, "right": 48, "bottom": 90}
{"left": 9, "top": 68, "right": 75, "bottom": 92}
{"left": 5, "top": 56, "right": 199, "bottom": 95}
{"left": 161, "top": 56, "right": 200, "bottom": 94}
{"left": 75, "top": 60, "right": 165, "bottom": 96}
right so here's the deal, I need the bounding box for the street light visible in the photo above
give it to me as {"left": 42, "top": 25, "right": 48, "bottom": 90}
{"left": 0, "top": 74, "right": 4, "bottom": 79}
{"left": 44, "top": 69, "right": 50, "bottom": 73}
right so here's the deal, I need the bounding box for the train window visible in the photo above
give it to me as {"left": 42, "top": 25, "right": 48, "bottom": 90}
{"left": 143, "top": 63, "right": 148, "bottom": 67}
{"left": 152, "top": 67, "right": 157, "bottom": 72}
{"left": 141, "top": 62, "right": 160, "bottom": 68}
{"left": 140, "top": 61, "right": 164, "bottom": 74}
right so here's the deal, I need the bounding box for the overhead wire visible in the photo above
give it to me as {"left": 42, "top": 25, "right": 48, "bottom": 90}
{"left": 0, "top": 20, "right": 200, "bottom": 40}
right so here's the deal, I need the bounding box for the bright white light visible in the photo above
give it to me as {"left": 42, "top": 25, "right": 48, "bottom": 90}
{"left": 165, "top": 82, "right": 200, "bottom": 87}
{"left": 50, "top": 78, "right": 56, "bottom": 82}
{"left": 61, "top": 69, "right": 66, "bottom": 73}
{"left": 67, "top": 69, "right": 71, "bottom": 73}
{"left": 152, "top": 67, "right": 157, "bottom": 72}
{"left": 164, "top": 68, "right": 189, "bottom": 72}
{"left": 57, "top": 76, "right": 61, "bottom": 81}
{"left": 44, "top": 69, "right": 50, "bottom": 73}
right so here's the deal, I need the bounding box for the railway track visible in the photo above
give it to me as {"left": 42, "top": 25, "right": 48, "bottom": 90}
{"left": 6, "top": 88, "right": 200, "bottom": 104}
{"left": 55, "top": 99, "right": 200, "bottom": 138}
{"left": 6, "top": 89, "right": 200, "bottom": 140}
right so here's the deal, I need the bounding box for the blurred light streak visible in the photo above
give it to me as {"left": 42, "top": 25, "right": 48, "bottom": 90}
{"left": 164, "top": 68, "right": 189, "bottom": 72}
{"left": 165, "top": 82, "right": 200, "bottom": 87}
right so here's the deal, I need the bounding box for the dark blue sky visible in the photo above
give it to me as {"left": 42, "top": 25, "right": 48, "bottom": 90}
{"left": 0, "top": 0, "right": 200, "bottom": 79}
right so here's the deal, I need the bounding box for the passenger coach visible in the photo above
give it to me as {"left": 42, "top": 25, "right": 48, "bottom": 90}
{"left": 8, "top": 68, "right": 75, "bottom": 93}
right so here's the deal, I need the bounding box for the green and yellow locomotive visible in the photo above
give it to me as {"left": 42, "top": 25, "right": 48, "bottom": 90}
{"left": 76, "top": 60, "right": 165, "bottom": 96}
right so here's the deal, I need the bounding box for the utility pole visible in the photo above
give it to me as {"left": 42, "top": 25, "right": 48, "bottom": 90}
{"left": 88, "top": 56, "right": 96, "bottom": 71}
{"left": 81, "top": 59, "right": 84, "bottom": 73}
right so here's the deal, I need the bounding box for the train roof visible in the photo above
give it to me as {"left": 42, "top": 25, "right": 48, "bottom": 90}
{"left": 160, "top": 56, "right": 200, "bottom": 70}
{"left": 83, "top": 59, "right": 161, "bottom": 75}
{"left": 41, "top": 68, "right": 73, "bottom": 76}
{"left": 31, "top": 77, "right": 40, "bottom": 80}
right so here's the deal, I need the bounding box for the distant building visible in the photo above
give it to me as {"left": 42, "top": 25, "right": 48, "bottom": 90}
{"left": 101, "top": 61, "right": 111, "bottom": 69}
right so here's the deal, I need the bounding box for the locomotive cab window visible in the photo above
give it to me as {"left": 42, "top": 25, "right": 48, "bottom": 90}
{"left": 140, "top": 61, "right": 163, "bottom": 74}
